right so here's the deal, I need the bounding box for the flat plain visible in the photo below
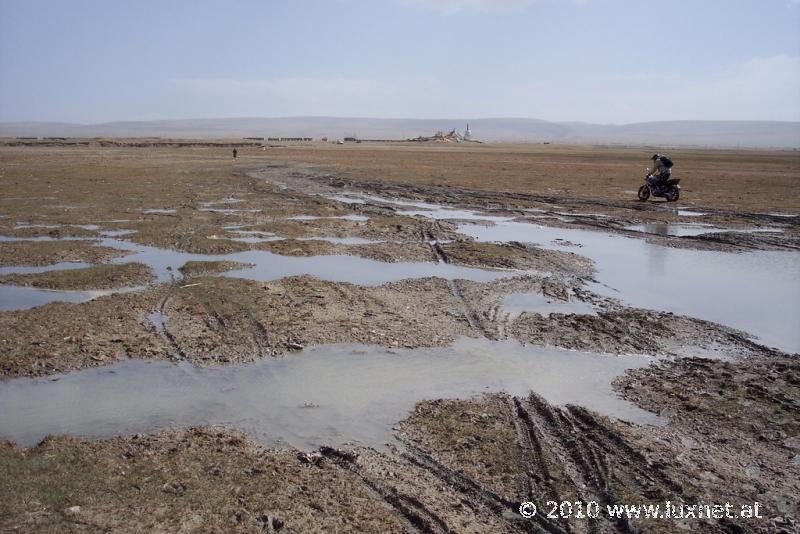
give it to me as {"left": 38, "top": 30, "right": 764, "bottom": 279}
{"left": 1, "top": 140, "right": 798, "bottom": 532}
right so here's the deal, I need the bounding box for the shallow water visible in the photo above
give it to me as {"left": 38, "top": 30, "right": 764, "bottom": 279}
{"left": 199, "top": 208, "right": 262, "bottom": 215}
{"left": 327, "top": 194, "right": 367, "bottom": 205}
{"left": 329, "top": 193, "right": 515, "bottom": 222}
{"left": 14, "top": 223, "right": 62, "bottom": 229}
{"left": 328, "top": 193, "right": 442, "bottom": 210}
{"left": 227, "top": 236, "right": 285, "bottom": 244}
{"left": 626, "top": 223, "right": 783, "bottom": 237}
{"left": 140, "top": 208, "right": 176, "bottom": 214}
{"left": 0, "top": 337, "right": 658, "bottom": 449}
{"left": 287, "top": 214, "right": 369, "bottom": 222}
{"left": 99, "top": 229, "right": 136, "bottom": 237}
{"left": 0, "top": 237, "right": 512, "bottom": 310}
{"left": 220, "top": 252, "right": 510, "bottom": 286}
{"left": 397, "top": 209, "right": 514, "bottom": 222}
{"left": 459, "top": 221, "right": 800, "bottom": 353}
{"left": 0, "top": 262, "right": 92, "bottom": 275}
{"left": 0, "top": 235, "right": 93, "bottom": 242}
{"left": 297, "top": 236, "right": 381, "bottom": 245}
{"left": 86, "top": 238, "right": 507, "bottom": 286}
{"left": 625, "top": 223, "right": 717, "bottom": 237}
{"left": 0, "top": 285, "right": 138, "bottom": 311}
{"left": 676, "top": 209, "right": 707, "bottom": 217}
{"left": 766, "top": 213, "right": 797, "bottom": 218}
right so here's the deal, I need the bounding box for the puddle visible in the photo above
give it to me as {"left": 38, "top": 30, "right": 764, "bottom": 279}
{"left": 502, "top": 291, "right": 600, "bottom": 320}
{"left": 327, "top": 194, "right": 367, "bottom": 205}
{"left": 220, "top": 253, "right": 510, "bottom": 286}
{"left": 328, "top": 193, "right": 441, "bottom": 210}
{"left": 555, "top": 212, "right": 610, "bottom": 219}
{"left": 228, "top": 236, "right": 285, "bottom": 244}
{"left": 297, "top": 237, "right": 381, "bottom": 245}
{"left": 625, "top": 223, "right": 717, "bottom": 237}
{"left": 0, "top": 285, "right": 141, "bottom": 311}
{"left": 765, "top": 213, "right": 797, "bottom": 218}
{"left": 675, "top": 209, "right": 707, "bottom": 217}
{"left": 0, "top": 262, "right": 93, "bottom": 275}
{"left": 287, "top": 215, "right": 369, "bottom": 222}
{"left": 14, "top": 223, "right": 62, "bottom": 229}
{"left": 140, "top": 208, "right": 176, "bottom": 214}
{"left": 329, "top": 193, "right": 514, "bottom": 222}
{"left": 93, "top": 238, "right": 513, "bottom": 285}
{"left": 199, "top": 208, "right": 262, "bottom": 215}
{"left": 0, "top": 337, "right": 658, "bottom": 449}
{"left": 1, "top": 237, "right": 513, "bottom": 310}
{"left": 99, "top": 229, "right": 136, "bottom": 237}
{"left": 526, "top": 214, "right": 576, "bottom": 223}
{"left": 627, "top": 224, "right": 786, "bottom": 237}
{"left": 397, "top": 209, "right": 514, "bottom": 222}
{"left": 202, "top": 198, "right": 245, "bottom": 205}
{"left": 736, "top": 228, "right": 784, "bottom": 234}
{"left": 148, "top": 310, "right": 168, "bottom": 333}
{"left": 0, "top": 235, "right": 93, "bottom": 242}
{"left": 459, "top": 221, "right": 800, "bottom": 353}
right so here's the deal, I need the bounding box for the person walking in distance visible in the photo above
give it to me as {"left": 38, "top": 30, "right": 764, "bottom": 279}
{"left": 232, "top": 148, "right": 238, "bottom": 159}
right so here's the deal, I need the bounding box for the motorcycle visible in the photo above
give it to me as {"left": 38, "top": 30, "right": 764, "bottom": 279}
{"left": 638, "top": 168, "right": 680, "bottom": 202}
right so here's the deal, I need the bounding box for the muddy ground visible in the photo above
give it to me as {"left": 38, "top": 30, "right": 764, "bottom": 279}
{"left": 0, "top": 143, "right": 798, "bottom": 532}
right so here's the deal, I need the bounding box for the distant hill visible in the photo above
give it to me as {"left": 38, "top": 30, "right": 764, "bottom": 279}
{"left": 1, "top": 117, "right": 798, "bottom": 148}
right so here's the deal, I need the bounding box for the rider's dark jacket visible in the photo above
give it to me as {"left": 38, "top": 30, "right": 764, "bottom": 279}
{"left": 651, "top": 157, "right": 672, "bottom": 180}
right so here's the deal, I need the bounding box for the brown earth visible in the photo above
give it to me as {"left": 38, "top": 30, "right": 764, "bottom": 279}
{"left": 0, "top": 289, "right": 169, "bottom": 377}
{"left": 242, "top": 142, "right": 800, "bottom": 212}
{"left": 0, "top": 240, "right": 132, "bottom": 267}
{"left": 0, "top": 142, "right": 797, "bottom": 532}
{"left": 160, "top": 275, "right": 477, "bottom": 364}
{"left": 0, "top": 262, "right": 153, "bottom": 290}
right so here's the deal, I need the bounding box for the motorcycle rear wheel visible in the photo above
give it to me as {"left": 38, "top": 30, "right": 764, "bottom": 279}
{"left": 637, "top": 185, "right": 650, "bottom": 201}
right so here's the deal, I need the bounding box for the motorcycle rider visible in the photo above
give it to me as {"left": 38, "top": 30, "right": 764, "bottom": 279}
{"left": 649, "top": 153, "right": 673, "bottom": 184}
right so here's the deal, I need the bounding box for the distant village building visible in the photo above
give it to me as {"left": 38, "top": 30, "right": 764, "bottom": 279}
{"left": 408, "top": 124, "right": 480, "bottom": 143}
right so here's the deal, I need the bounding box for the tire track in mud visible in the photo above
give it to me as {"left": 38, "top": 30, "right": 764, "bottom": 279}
{"left": 396, "top": 437, "right": 567, "bottom": 533}
{"left": 319, "top": 447, "right": 452, "bottom": 533}
{"left": 508, "top": 393, "right": 690, "bottom": 533}
{"left": 233, "top": 301, "right": 273, "bottom": 358}
{"left": 319, "top": 174, "right": 799, "bottom": 249}
{"left": 154, "top": 291, "right": 187, "bottom": 361}
{"left": 420, "top": 223, "right": 495, "bottom": 340}
{"left": 446, "top": 279, "right": 494, "bottom": 339}
{"left": 516, "top": 394, "right": 635, "bottom": 533}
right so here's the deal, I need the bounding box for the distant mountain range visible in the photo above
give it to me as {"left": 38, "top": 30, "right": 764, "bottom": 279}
{"left": 1, "top": 117, "right": 798, "bottom": 148}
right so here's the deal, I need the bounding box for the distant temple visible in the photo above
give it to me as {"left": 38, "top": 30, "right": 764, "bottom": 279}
{"left": 408, "top": 123, "right": 481, "bottom": 143}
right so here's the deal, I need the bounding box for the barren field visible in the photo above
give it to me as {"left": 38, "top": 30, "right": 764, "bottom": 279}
{"left": 0, "top": 142, "right": 798, "bottom": 533}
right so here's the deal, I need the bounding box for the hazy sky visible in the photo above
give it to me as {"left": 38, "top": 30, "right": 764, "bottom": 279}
{"left": 1, "top": 0, "right": 799, "bottom": 124}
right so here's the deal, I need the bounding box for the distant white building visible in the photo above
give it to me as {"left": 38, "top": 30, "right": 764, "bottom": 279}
{"left": 464, "top": 123, "right": 472, "bottom": 141}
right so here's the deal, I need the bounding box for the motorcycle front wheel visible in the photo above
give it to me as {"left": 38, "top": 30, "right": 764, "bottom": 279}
{"left": 637, "top": 185, "right": 650, "bottom": 201}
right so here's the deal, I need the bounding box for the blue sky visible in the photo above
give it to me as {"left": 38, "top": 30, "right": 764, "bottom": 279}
{"left": 1, "top": 0, "right": 798, "bottom": 123}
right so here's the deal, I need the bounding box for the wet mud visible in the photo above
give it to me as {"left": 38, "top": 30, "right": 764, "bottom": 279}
{"left": 1, "top": 147, "right": 798, "bottom": 532}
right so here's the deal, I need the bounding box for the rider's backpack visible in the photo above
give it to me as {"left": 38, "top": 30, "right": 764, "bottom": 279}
{"left": 659, "top": 155, "right": 674, "bottom": 168}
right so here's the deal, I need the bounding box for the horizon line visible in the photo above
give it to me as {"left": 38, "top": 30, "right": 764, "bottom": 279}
{"left": 2, "top": 116, "right": 799, "bottom": 127}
